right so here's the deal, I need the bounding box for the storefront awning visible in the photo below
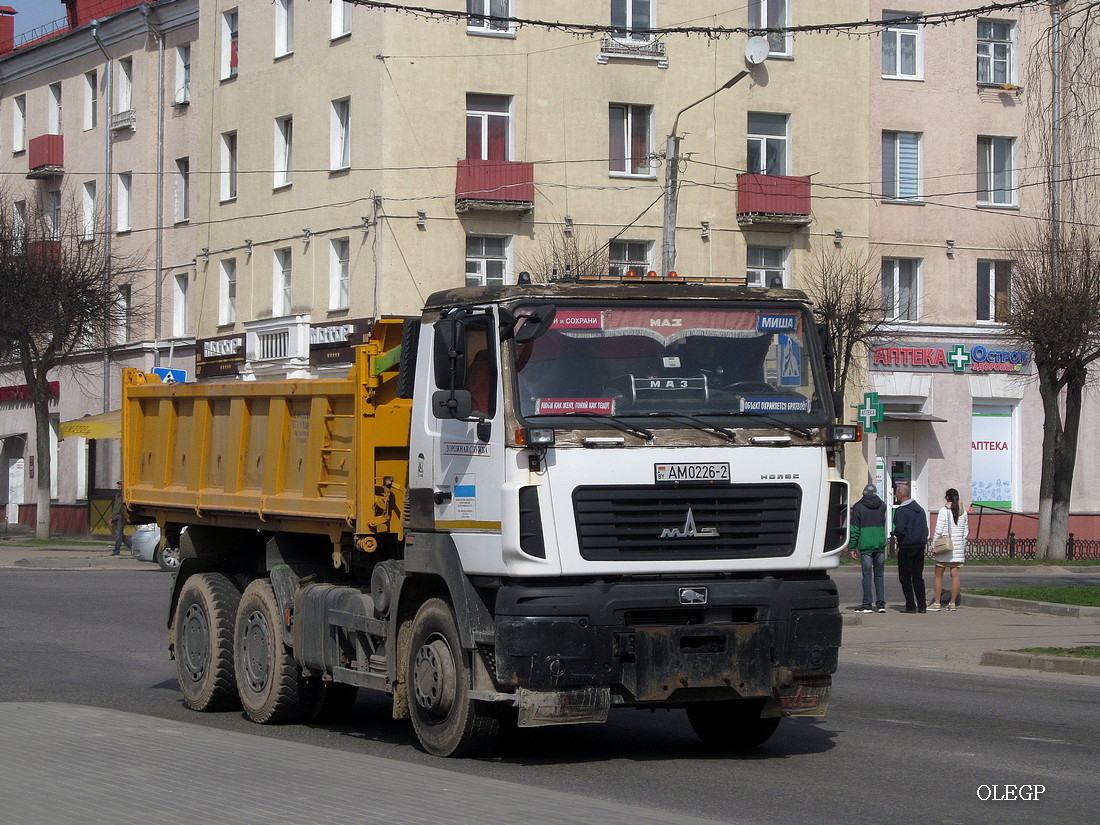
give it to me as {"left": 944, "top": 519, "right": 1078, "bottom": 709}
{"left": 882, "top": 411, "right": 947, "bottom": 423}
{"left": 60, "top": 409, "right": 121, "bottom": 439}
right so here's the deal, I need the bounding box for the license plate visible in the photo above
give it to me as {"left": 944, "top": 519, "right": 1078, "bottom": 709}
{"left": 655, "top": 462, "right": 730, "bottom": 483}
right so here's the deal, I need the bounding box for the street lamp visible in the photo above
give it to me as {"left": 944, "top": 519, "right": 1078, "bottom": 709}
{"left": 661, "top": 70, "right": 750, "bottom": 277}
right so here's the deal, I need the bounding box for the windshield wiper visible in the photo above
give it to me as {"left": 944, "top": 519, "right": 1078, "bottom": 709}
{"left": 644, "top": 412, "right": 739, "bottom": 443}
{"left": 699, "top": 411, "right": 814, "bottom": 440}
{"left": 556, "top": 412, "right": 653, "bottom": 439}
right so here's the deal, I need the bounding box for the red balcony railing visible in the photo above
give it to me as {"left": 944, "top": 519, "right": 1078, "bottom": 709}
{"left": 736, "top": 174, "right": 811, "bottom": 226}
{"left": 27, "top": 134, "right": 64, "bottom": 177}
{"left": 455, "top": 159, "right": 534, "bottom": 213}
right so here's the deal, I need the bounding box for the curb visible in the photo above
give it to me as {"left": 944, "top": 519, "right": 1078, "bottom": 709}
{"left": 980, "top": 649, "right": 1100, "bottom": 676}
{"left": 961, "top": 593, "right": 1100, "bottom": 620}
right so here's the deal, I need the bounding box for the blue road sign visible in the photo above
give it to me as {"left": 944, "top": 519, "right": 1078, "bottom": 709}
{"left": 152, "top": 368, "right": 187, "bottom": 384}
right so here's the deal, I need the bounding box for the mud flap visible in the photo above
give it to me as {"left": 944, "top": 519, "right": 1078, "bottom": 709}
{"left": 515, "top": 686, "right": 611, "bottom": 728}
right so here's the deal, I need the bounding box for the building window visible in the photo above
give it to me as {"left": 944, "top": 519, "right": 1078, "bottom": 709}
{"left": 13, "top": 200, "right": 25, "bottom": 252}
{"left": 747, "top": 112, "right": 789, "bottom": 176}
{"left": 330, "top": 238, "right": 350, "bottom": 310}
{"left": 116, "top": 173, "right": 132, "bottom": 232}
{"left": 608, "top": 240, "right": 650, "bottom": 277}
{"left": 977, "top": 136, "right": 1015, "bottom": 206}
{"left": 977, "top": 260, "right": 1012, "bottom": 323}
{"left": 611, "top": 0, "right": 653, "bottom": 42}
{"left": 466, "top": 94, "right": 510, "bottom": 161}
{"left": 466, "top": 236, "right": 509, "bottom": 286}
{"left": 972, "top": 404, "right": 1015, "bottom": 507}
{"left": 748, "top": 0, "right": 790, "bottom": 57}
{"left": 48, "top": 83, "right": 62, "bottom": 135}
{"left": 609, "top": 103, "right": 652, "bottom": 176}
{"left": 273, "top": 248, "right": 293, "bottom": 316}
{"left": 330, "top": 98, "right": 351, "bottom": 171}
{"left": 467, "top": 0, "right": 510, "bottom": 34}
{"left": 221, "top": 132, "right": 238, "bottom": 201}
{"left": 116, "top": 284, "right": 132, "bottom": 344}
{"left": 221, "top": 9, "right": 239, "bottom": 79}
{"left": 175, "top": 157, "right": 190, "bottom": 222}
{"left": 882, "top": 12, "right": 921, "bottom": 79}
{"left": 46, "top": 189, "right": 62, "bottom": 240}
{"left": 173, "top": 272, "right": 189, "bottom": 337}
{"left": 881, "top": 130, "right": 921, "bottom": 200}
{"left": 977, "top": 19, "right": 1014, "bottom": 85}
{"left": 117, "top": 57, "right": 133, "bottom": 112}
{"left": 332, "top": 0, "right": 352, "bottom": 38}
{"left": 746, "top": 246, "right": 787, "bottom": 288}
{"left": 220, "top": 259, "right": 237, "bottom": 325}
{"left": 175, "top": 44, "right": 191, "bottom": 104}
{"left": 82, "top": 181, "right": 96, "bottom": 242}
{"left": 274, "top": 116, "right": 293, "bottom": 188}
{"left": 275, "top": 0, "right": 294, "bottom": 57}
{"left": 83, "top": 71, "right": 98, "bottom": 130}
{"left": 12, "top": 94, "right": 26, "bottom": 152}
{"left": 881, "top": 257, "right": 920, "bottom": 321}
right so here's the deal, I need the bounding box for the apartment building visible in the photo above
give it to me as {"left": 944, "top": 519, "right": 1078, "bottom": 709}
{"left": 0, "top": 0, "right": 198, "bottom": 531}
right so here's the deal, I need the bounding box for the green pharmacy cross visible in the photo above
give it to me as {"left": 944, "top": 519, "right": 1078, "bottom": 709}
{"left": 857, "top": 392, "right": 884, "bottom": 434}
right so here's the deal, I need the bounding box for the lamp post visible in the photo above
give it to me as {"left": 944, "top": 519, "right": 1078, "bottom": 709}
{"left": 661, "top": 70, "right": 750, "bottom": 277}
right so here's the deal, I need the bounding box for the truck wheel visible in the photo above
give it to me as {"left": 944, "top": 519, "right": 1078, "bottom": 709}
{"left": 174, "top": 573, "right": 241, "bottom": 712}
{"left": 234, "top": 579, "right": 304, "bottom": 724}
{"left": 155, "top": 543, "right": 182, "bottom": 572}
{"left": 407, "top": 598, "right": 502, "bottom": 757}
{"left": 685, "top": 699, "right": 781, "bottom": 749}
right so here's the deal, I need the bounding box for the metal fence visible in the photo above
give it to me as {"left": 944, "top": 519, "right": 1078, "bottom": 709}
{"left": 958, "top": 504, "right": 1100, "bottom": 560}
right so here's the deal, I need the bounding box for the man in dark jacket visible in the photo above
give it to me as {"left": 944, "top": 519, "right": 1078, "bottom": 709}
{"left": 892, "top": 483, "right": 929, "bottom": 613}
{"left": 850, "top": 484, "right": 888, "bottom": 613}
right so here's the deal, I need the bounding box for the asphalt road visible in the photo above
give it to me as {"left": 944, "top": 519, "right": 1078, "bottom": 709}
{"left": 1, "top": 568, "right": 1094, "bottom": 824}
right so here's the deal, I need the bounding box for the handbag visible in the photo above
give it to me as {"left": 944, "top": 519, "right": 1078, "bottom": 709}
{"left": 932, "top": 534, "right": 953, "bottom": 557}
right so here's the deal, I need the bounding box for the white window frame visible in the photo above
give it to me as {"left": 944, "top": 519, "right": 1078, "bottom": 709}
{"left": 608, "top": 239, "right": 651, "bottom": 278}
{"left": 83, "top": 71, "right": 98, "bottom": 130}
{"left": 46, "top": 189, "right": 62, "bottom": 241}
{"left": 976, "top": 259, "right": 1012, "bottom": 324}
{"left": 466, "top": 94, "right": 511, "bottom": 161}
{"left": 173, "top": 272, "right": 189, "bottom": 337}
{"left": 465, "top": 236, "right": 510, "bottom": 286}
{"left": 12, "top": 94, "right": 26, "bottom": 152}
{"left": 881, "top": 12, "right": 922, "bottom": 80}
{"left": 220, "top": 259, "right": 237, "bottom": 326}
{"left": 174, "top": 157, "right": 190, "bottom": 223}
{"left": 881, "top": 130, "right": 922, "bottom": 201}
{"left": 748, "top": 0, "right": 790, "bottom": 57}
{"left": 881, "top": 257, "right": 921, "bottom": 321}
{"left": 977, "top": 135, "right": 1016, "bottom": 207}
{"left": 117, "top": 57, "right": 133, "bottom": 113}
{"left": 174, "top": 44, "right": 191, "bottom": 104}
{"left": 746, "top": 246, "right": 788, "bottom": 288}
{"left": 608, "top": 103, "right": 653, "bottom": 177}
{"left": 274, "top": 116, "right": 293, "bottom": 188}
{"left": 331, "top": 0, "right": 352, "bottom": 39}
{"left": 116, "top": 284, "right": 132, "bottom": 345}
{"left": 611, "top": 0, "right": 653, "bottom": 43}
{"left": 48, "top": 83, "right": 62, "bottom": 135}
{"left": 13, "top": 200, "right": 26, "bottom": 252}
{"left": 467, "top": 0, "right": 512, "bottom": 36}
{"left": 221, "top": 9, "right": 239, "bottom": 80}
{"left": 82, "top": 181, "right": 97, "bottom": 242}
{"left": 977, "top": 19, "right": 1015, "bottom": 86}
{"left": 275, "top": 0, "right": 294, "bottom": 57}
{"left": 116, "top": 172, "right": 132, "bottom": 233}
{"left": 330, "top": 98, "right": 351, "bottom": 171}
{"left": 274, "top": 248, "right": 293, "bottom": 316}
{"left": 747, "top": 112, "right": 789, "bottom": 176}
{"left": 221, "top": 132, "right": 238, "bottom": 202}
{"left": 329, "top": 238, "right": 351, "bottom": 310}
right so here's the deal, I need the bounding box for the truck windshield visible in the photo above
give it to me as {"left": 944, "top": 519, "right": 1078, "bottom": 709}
{"left": 512, "top": 304, "right": 830, "bottom": 427}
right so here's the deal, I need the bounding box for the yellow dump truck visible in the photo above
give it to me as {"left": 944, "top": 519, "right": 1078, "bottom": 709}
{"left": 123, "top": 276, "right": 854, "bottom": 756}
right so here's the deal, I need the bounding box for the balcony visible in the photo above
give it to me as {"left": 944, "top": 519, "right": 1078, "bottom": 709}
{"left": 110, "top": 109, "right": 136, "bottom": 131}
{"left": 736, "top": 174, "right": 812, "bottom": 227}
{"left": 455, "top": 159, "right": 535, "bottom": 214}
{"left": 242, "top": 315, "right": 312, "bottom": 379}
{"left": 597, "top": 36, "right": 668, "bottom": 68}
{"left": 27, "top": 134, "right": 63, "bottom": 178}
{"left": 26, "top": 240, "right": 61, "bottom": 270}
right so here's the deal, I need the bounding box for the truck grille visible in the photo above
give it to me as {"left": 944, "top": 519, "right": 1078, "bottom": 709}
{"left": 573, "top": 483, "right": 800, "bottom": 561}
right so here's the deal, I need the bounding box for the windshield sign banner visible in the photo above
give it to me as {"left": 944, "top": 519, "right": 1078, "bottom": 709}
{"left": 740, "top": 397, "right": 811, "bottom": 414}
{"left": 536, "top": 398, "right": 614, "bottom": 414}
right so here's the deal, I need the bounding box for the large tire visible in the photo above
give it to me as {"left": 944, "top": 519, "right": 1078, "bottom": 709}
{"left": 685, "top": 698, "right": 781, "bottom": 749}
{"left": 407, "top": 598, "right": 502, "bottom": 757}
{"left": 174, "top": 573, "right": 241, "bottom": 712}
{"left": 234, "top": 579, "right": 304, "bottom": 725}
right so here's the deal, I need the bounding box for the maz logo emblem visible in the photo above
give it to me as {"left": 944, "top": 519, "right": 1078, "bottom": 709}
{"left": 679, "top": 587, "right": 708, "bottom": 605}
{"left": 659, "top": 507, "right": 719, "bottom": 539}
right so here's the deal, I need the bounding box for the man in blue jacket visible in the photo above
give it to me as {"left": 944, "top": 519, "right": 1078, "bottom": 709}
{"left": 850, "top": 484, "right": 888, "bottom": 613}
{"left": 892, "top": 484, "right": 929, "bottom": 613}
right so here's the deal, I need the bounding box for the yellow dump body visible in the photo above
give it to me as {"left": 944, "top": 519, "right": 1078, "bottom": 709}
{"left": 122, "top": 320, "right": 411, "bottom": 548}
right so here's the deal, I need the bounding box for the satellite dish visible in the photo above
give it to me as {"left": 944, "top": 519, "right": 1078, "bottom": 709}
{"left": 744, "top": 36, "right": 769, "bottom": 66}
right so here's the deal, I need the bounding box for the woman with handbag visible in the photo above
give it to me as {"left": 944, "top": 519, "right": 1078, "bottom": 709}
{"left": 929, "top": 488, "right": 968, "bottom": 611}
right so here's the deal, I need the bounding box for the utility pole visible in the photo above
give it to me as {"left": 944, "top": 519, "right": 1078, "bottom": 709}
{"left": 661, "top": 70, "right": 750, "bottom": 277}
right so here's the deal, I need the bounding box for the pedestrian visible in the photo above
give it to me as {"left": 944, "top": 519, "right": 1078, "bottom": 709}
{"left": 891, "top": 483, "right": 929, "bottom": 613}
{"left": 110, "top": 480, "right": 130, "bottom": 556}
{"left": 929, "top": 488, "right": 968, "bottom": 611}
{"left": 849, "top": 483, "right": 888, "bottom": 613}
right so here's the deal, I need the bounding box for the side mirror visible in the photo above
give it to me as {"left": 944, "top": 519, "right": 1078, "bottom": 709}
{"left": 513, "top": 304, "right": 557, "bottom": 344}
{"left": 432, "top": 389, "right": 473, "bottom": 420}
{"left": 433, "top": 318, "right": 467, "bottom": 388}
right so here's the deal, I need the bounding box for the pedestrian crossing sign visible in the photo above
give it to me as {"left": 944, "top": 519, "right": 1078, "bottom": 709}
{"left": 777, "top": 335, "right": 801, "bottom": 387}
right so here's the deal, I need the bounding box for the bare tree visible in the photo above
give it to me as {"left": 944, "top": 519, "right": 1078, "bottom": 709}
{"left": 0, "top": 189, "right": 135, "bottom": 539}
{"left": 517, "top": 224, "right": 610, "bottom": 282}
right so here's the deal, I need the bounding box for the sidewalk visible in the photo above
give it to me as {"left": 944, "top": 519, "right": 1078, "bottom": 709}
{"left": 0, "top": 536, "right": 148, "bottom": 571}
